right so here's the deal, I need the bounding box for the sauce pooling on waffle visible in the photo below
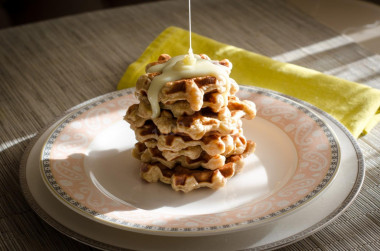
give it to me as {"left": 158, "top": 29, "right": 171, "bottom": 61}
{"left": 146, "top": 54, "right": 231, "bottom": 118}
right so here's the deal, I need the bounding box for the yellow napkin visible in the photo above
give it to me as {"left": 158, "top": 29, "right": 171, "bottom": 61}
{"left": 118, "top": 26, "right": 380, "bottom": 138}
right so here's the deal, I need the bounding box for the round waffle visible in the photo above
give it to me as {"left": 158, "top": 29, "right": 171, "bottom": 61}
{"left": 135, "top": 54, "right": 236, "bottom": 114}
{"left": 133, "top": 135, "right": 254, "bottom": 171}
{"left": 125, "top": 96, "right": 256, "bottom": 140}
{"left": 139, "top": 130, "right": 247, "bottom": 156}
{"left": 135, "top": 74, "right": 238, "bottom": 113}
{"left": 139, "top": 141, "right": 255, "bottom": 193}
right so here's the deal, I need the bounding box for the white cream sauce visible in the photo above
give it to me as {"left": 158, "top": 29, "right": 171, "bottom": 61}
{"left": 146, "top": 55, "right": 230, "bottom": 118}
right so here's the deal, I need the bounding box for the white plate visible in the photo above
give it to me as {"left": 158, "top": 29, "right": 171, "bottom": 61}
{"left": 39, "top": 87, "right": 340, "bottom": 236}
{"left": 20, "top": 87, "right": 364, "bottom": 250}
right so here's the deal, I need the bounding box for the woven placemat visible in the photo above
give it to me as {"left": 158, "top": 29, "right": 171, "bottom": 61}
{"left": 0, "top": 0, "right": 379, "bottom": 249}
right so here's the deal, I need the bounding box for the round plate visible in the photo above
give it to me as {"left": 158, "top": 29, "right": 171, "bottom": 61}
{"left": 20, "top": 87, "right": 364, "bottom": 250}
{"left": 39, "top": 86, "right": 340, "bottom": 236}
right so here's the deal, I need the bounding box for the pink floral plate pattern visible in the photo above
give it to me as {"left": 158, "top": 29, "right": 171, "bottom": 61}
{"left": 40, "top": 86, "right": 340, "bottom": 236}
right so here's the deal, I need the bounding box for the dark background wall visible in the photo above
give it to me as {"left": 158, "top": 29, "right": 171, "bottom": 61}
{"left": 0, "top": 0, "right": 379, "bottom": 30}
{"left": 0, "top": 0, "right": 159, "bottom": 29}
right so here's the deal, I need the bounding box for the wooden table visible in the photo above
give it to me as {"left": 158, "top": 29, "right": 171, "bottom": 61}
{"left": 1, "top": 0, "right": 379, "bottom": 250}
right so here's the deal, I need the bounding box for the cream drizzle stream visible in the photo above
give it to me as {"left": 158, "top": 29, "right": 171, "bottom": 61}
{"left": 186, "top": 0, "right": 195, "bottom": 65}
{"left": 146, "top": 0, "right": 230, "bottom": 118}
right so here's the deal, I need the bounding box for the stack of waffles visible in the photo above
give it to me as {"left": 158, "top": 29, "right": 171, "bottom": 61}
{"left": 125, "top": 54, "right": 256, "bottom": 192}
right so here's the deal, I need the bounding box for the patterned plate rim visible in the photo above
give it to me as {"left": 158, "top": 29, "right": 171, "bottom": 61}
{"left": 39, "top": 86, "right": 341, "bottom": 235}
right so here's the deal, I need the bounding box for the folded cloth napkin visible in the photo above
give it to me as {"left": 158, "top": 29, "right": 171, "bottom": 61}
{"left": 118, "top": 26, "right": 380, "bottom": 138}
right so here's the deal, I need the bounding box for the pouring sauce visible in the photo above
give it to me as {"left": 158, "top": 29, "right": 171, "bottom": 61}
{"left": 146, "top": 0, "right": 230, "bottom": 118}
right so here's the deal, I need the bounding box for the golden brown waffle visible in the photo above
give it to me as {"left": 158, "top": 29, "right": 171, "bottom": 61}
{"left": 135, "top": 76, "right": 238, "bottom": 113}
{"left": 152, "top": 132, "right": 236, "bottom": 156}
{"left": 136, "top": 75, "right": 234, "bottom": 112}
{"left": 144, "top": 54, "right": 171, "bottom": 71}
{"left": 155, "top": 88, "right": 234, "bottom": 116}
{"left": 125, "top": 96, "right": 256, "bottom": 140}
{"left": 138, "top": 129, "right": 247, "bottom": 156}
{"left": 133, "top": 135, "right": 253, "bottom": 170}
{"left": 135, "top": 54, "right": 237, "bottom": 113}
{"left": 133, "top": 143, "right": 226, "bottom": 170}
{"left": 139, "top": 141, "right": 255, "bottom": 193}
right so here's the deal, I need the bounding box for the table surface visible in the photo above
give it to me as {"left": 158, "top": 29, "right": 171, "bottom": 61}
{"left": 1, "top": 0, "right": 379, "bottom": 250}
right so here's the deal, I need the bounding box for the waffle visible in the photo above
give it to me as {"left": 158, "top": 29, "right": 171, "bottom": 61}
{"left": 135, "top": 77, "right": 238, "bottom": 113}
{"left": 133, "top": 142, "right": 226, "bottom": 170}
{"left": 140, "top": 141, "right": 255, "bottom": 193}
{"left": 124, "top": 53, "right": 256, "bottom": 192}
{"left": 156, "top": 89, "right": 233, "bottom": 116}
{"left": 125, "top": 96, "right": 256, "bottom": 140}
{"left": 135, "top": 55, "right": 237, "bottom": 113}
{"left": 144, "top": 54, "right": 171, "bottom": 71}
{"left": 136, "top": 75, "right": 236, "bottom": 112}
{"left": 139, "top": 129, "right": 247, "bottom": 156}
{"left": 133, "top": 135, "right": 253, "bottom": 170}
